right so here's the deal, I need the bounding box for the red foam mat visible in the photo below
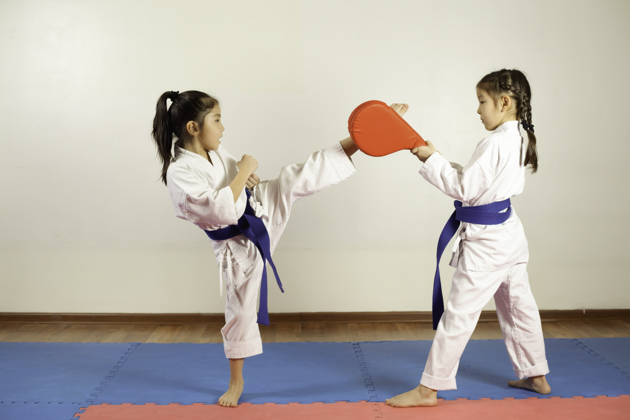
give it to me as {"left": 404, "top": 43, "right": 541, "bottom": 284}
{"left": 76, "top": 396, "right": 630, "bottom": 420}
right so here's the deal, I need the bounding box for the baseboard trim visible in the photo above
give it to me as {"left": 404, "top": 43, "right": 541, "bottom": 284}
{"left": 0, "top": 309, "right": 629, "bottom": 324}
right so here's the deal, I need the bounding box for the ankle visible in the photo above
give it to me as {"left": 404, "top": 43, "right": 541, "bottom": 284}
{"left": 419, "top": 385, "right": 437, "bottom": 397}
{"left": 229, "top": 378, "right": 244, "bottom": 386}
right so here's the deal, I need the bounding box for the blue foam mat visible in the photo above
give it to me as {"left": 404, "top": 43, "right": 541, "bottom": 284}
{"left": 0, "top": 342, "right": 135, "bottom": 403}
{"left": 360, "top": 339, "right": 630, "bottom": 400}
{"left": 579, "top": 338, "right": 630, "bottom": 375}
{"left": 96, "top": 342, "right": 369, "bottom": 404}
{"left": 0, "top": 403, "right": 84, "bottom": 420}
{"left": 1, "top": 339, "right": 628, "bottom": 406}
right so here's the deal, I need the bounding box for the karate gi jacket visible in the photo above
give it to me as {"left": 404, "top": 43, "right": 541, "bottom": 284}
{"left": 420, "top": 121, "right": 530, "bottom": 272}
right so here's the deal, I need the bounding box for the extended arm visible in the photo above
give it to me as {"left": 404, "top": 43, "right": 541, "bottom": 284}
{"left": 417, "top": 150, "right": 491, "bottom": 202}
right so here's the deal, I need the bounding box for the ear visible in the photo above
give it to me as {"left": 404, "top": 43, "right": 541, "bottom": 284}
{"left": 186, "top": 121, "right": 198, "bottom": 136}
{"left": 500, "top": 95, "right": 512, "bottom": 112}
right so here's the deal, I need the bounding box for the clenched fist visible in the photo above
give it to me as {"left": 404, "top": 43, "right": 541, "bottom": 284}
{"left": 237, "top": 154, "right": 258, "bottom": 176}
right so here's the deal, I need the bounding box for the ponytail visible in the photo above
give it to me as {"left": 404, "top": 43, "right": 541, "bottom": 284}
{"left": 477, "top": 69, "right": 539, "bottom": 173}
{"left": 152, "top": 91, "right": 179, "bottom": 185}
{"left": 151, "top": 90, "right": 219, "bottom": 185}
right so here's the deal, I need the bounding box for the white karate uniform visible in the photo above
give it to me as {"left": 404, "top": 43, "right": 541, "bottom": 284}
{"left": 418, "top": 121, "right": 549, "bottom": 390}
{"left": 166, "top": 142, "right": 356, "bottom": 359}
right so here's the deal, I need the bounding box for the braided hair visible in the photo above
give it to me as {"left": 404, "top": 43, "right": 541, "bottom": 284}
{"left": 151, "top": 90, "right": 219, "bottom": 185}
{"left": 477, "top": 69, "right": 538, "bottom": 173}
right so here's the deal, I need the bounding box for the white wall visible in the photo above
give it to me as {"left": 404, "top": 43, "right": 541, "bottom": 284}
{"left": 1, "top": 0, "right": 629, "bottom": 314}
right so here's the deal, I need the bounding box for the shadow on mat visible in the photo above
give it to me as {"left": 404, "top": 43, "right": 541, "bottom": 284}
{"left": 239, "top": 379, "right": 363, "bottom": 403}
{"left": 458, "top": 363, "right": 513, "bottom": 388}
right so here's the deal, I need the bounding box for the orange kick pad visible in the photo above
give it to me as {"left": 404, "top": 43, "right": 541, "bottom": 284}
{"left": 76, "top": 396, "right": 630, "bottom": 420}
{"left": 348, "top": 100, "right": 427, "bottom": 157}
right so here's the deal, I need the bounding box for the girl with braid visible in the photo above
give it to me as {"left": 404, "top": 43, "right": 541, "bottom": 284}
{"left": 387, "top": 69, "right": 550, "bottom": 408}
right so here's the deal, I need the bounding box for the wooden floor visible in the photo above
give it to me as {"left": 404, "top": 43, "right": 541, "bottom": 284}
{"left": 1, "top": 319, "right": 629, "bottom": 343}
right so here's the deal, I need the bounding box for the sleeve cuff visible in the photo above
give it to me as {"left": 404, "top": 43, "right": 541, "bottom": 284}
{"left": 324, "top": 142, "right": 357, "bottom": 182}
{"left": 418, "top": 151, "right": 443, "bottom": 179}
{"left": 218, "top": 186, "right": 241, "bottom": 226}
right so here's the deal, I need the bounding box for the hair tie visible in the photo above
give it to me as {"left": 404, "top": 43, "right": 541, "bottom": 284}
{"left": 521, "top": 120, "right": 535, "bottom": 132}
{"left": 170, "top": 91, "right": 180, "bottom": 100}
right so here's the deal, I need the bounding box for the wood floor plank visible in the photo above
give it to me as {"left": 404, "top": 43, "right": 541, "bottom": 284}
{"left": 300, "top": 323, "right": 326, "bottom": 342}
{"left": 559, "top": 321, "right": 601, "bottom": 338}
{"left": 541, "top": 322, "right": 574, "bottom": 339}
{"left": 123, "top": 325, "right": 159, "bottom": 343}
{"left": 2, "top": 323, "right": 50, "bottom": 342}
{"left": 80, "top": 324, "right": 135, "bottom": 343}
{"left": 371, "top": 322, "right": 407, "bottom": 341}
{"left": 53, "top": 324, "right": 104, "bottom": 343}
{"left": 2, "top": 319, "right": 629, "bottom": 343}
{"left": 274, "top": 323, "right": 302, "bottom": 343}
{"left": 0, "top": 323, "right": 17, "bottom": 341}
{"left": 396, "top": 322, "right": 436, "bottom": 341}
{"left": 34, "top": 324, "right": 71, "bottom": 342}
{"left": 198, "top": 324, "right": 224, "bottom": 344}
{"left": 145, "top": 325, "right": 183, "bottom": 343}
{"left": 324, "top": 323, "right": 353, "bottom": 342}
{"left": 260, "top": 324, "right": 277, "bottom": 343}
{"left": 547, "top": 321, "right": 582, "bottom": 338}
{"left": 172, "top": 324, "right": 207, "bottom": 343}
{"left": 348, "top": 323, "right": 379, "bottom": 342}
{"left": 619, "top": 319, "right": 630, "bottom": 329}
{"left": 607, "top": 320, "right": 630, "bottom": 336}
{"left": 582, "top": 321, "right": 625, "bottom": 338}
{"left": 470, "top": 322, "right": 503, "bottom": 339}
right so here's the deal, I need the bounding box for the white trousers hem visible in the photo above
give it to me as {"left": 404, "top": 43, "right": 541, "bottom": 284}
{"left": 420, "top": 372, "right": 457, "bottom": 391}
{"left": 514, "top": 360, "right": 549, "bottom": 379}
{"left": 224, "top": 337, "right": 263, "bottom": 359}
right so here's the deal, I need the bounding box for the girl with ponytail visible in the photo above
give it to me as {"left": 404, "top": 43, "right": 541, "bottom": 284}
{"left": 387, "top": 70, "right": 550, "bottom": 408}
{"left": 151, "top": 90, "right": 393, "bottom": 407}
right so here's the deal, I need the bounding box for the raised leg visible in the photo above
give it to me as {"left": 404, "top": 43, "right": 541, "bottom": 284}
{"left": 253, "top": 142, "right": 356, "bottom": 253}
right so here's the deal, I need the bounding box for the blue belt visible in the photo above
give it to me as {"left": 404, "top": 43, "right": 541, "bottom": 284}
{"left": 205, "top": 190, "right": 283, "bottom": 326}
{"left": 432, "top": 198, "right": 512, "bottom": 330}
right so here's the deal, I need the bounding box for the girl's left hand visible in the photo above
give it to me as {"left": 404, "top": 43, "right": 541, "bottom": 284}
{"left": 411, "top": 141, "right": 438, "bottom": 163}
{"left": 246, "top": 173, "right": 260, "bottom": 190}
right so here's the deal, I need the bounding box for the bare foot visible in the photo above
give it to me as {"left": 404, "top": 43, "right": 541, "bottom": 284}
{"left": 385, "top": 385, "right": 438, "bottom": 408}
{"left": 218, "top": 379, "right": 244, "bottom": 408}
{"left": 508, "top": 375, "right": 551, "bottom": 394}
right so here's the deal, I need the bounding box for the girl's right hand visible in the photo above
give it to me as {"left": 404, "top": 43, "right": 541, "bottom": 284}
{"left": 411, "top": 141, "right": 438, "bottom": 163}
{"left": 237, "top": 154, "right": 258, "bottom": 175}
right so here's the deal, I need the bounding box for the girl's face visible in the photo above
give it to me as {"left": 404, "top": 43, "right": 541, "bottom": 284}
{"left": 198, "top": 105, "right": 224, "bottom": 151}
{"left": 476, "top": 88, "right": 504, "bottom": 131}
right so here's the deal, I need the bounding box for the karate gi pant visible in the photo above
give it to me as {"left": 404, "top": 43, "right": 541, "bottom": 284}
{"left": 220, "top": 143, "right": 355, "bottom": 359}
{"left": 421, "top": 261, "right": 549, "bottom": 390}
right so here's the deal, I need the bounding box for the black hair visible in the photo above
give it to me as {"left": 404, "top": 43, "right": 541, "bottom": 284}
{"left": 477, "top": 69, "right": 538, "bottom": 173}
{"left": 151, "top": 90, "right": 219, "bottom": 184}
